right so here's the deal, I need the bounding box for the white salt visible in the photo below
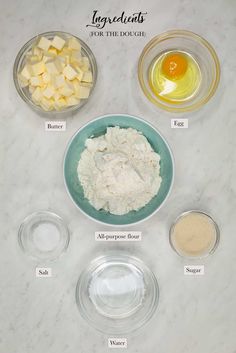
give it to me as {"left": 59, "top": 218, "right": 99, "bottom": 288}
{"left": 32, "top": 222, "right": 60, "bottom": 252}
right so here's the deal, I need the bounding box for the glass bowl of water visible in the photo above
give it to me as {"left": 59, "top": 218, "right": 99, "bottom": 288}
{"left": 76, "top": 254, "right": 159, "bottom": 334}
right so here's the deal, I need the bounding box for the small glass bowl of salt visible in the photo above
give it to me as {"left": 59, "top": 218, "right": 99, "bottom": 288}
{"left": 18, "top": 210, "right": 70, "bottom": 261}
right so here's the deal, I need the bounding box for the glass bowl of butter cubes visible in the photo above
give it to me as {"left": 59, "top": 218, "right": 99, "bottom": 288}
{"left": 13, "top": 31, "right": 97, "bottom": 113}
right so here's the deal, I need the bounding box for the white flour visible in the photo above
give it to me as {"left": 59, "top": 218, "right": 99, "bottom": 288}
{"left": 77, "top": 126, "right": 162, "bottom": 215}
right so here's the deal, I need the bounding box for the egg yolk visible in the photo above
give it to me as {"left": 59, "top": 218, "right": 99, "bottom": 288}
{"left": 162, "top": 53, "right": 188, "bottom": 79}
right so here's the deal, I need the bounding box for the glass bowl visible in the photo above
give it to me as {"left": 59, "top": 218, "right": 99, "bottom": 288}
{"left": 169, "top": 210, "right": 220, "bottom": 259}
{"left": 18, "top": 211, "right": 70, "bottom": 261}
{"left": 13, "top": 31, "right": 97, "bottom": 115}
{"left": 76, "top": 254, "right": 159, "bottom": 334}
{"left": 63, "top": 114, "right": 174, "bottom": 226}
{"left": 138, "top": 30, "right": 220, "bottom": 113}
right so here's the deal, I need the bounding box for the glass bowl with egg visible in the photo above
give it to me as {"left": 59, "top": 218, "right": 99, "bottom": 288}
{"left": 138, "top": 30, "right": 220, "bottom": 113}
{"left": 13, "top": 31, "right": 97, "bottom": 114}
{"left": 63, "top": 114, "right": 174, "bottom": 226}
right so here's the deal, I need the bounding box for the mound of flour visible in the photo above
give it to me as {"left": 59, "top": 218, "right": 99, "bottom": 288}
{"left": 77, "top": 126, "right": 162, "bottom": 215}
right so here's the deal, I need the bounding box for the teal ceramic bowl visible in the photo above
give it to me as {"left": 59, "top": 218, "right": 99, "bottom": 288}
{"left": 63, "top": 114, "right": 174, "bottom": 226}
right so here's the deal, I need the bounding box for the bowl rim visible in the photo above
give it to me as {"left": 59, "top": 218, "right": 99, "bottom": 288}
{"left": 75, "top": 253, "right": 159, "bottom": 334}
{"left": 63, "top": 113, "right": 175, "bottom": 227}
{"left": 138, "top": 29, "right": 221, "bottom": 113}
{"left": 13, "top": 30, "right": 98, "bottom": 115}
{"left": 169, "top": 209, "right": 220, "bottom": 259}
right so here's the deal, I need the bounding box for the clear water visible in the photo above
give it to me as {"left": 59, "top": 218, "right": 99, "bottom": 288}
{"left": 89, "top": 262, "right": 146, "bottom": 319}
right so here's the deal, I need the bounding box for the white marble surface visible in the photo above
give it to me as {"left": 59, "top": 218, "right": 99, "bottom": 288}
{"left": 1, "top": 0, "right": 236, "bottom": 352}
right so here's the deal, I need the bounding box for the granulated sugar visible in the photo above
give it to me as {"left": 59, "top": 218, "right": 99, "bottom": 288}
{"left": 170, "top": 211, "right": 218, "bottom": 258}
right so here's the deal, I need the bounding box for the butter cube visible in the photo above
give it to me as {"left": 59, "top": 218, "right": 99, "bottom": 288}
{"left": 73, "top": 65, "right": 83, "bottom": 81}
{"left": 30, "top": 76, "right": 43, "bottom": 87}
{"left": 53, "top": 91, "right": 61, "bottom": 101}
{"left": 29, "top": 55, "right": 40, "bottom": 64}
{"left": 72, "top": 79, "right": 80, "bottom": 94}
{"left": 33, "top": 46, "right": 43, "bottom": 59}
{"left": 70, "top": 50, "right": 82, "bottom": 64}
{"left": 66, "top": 56, "right": 71, "bottom": 65}
{"left": 20, "top": 79, "right": 29, "bottom": 88}
{"left": 82, "top": 71, "right": 93, "bottom": 83}
{"left": 20, "top": 64, "right": 32, "bottom": 80}
{"left": 80, "top": 81, "right": 93, "bottom": 88}
{"left": 45, "top": 59, "right": 62, "bottom": 74}
{"left": 66, "top": 95, "right": 80, "bottom": 106}
{"left": 29, "top": 86, "right": 36, "bottom": 94}
{"left": 32, "top": 87, "right": 43, "bottom": 103}
{"left": 43, "top": 86, "right": 55, "bottom": 99}
{"left": 51, "top": 35, "right": 65, "bottom": 50}
{"left": 37, "top": 36, "right": 51, "bottom": 51}
{"left": 26, "top": 50, "right": 33, "bottom": 58}
{"left": 53, "top": 74, "right": 65, "bottom": 88}
{"left": 63, "top": 64, "right": 78, "bottom": 80}
{"left": 60, "top": 47, "right": 72, "bottom": 56}
{"left": 18, "top": 73, "right": 29, "bottom": 87}
{"left": 42, "top": 52, "right": 55, "bottom": 63}
{"left": 76, "top": 85, "right": 90, "bottom": 99}
{"left": 54, "top": 98, "right": 67, "bottom": 110}
{"left": 59, "top": 81, "right": 74, "bottom": 97}
{"left": 31, "top": 61, "right": 45, "bottom": 75}
{"left": 48, "top": 48, "right": 58, "bottom": 56}
{"left": 40, "top": 97, "right": 54, "bottom": 111}
{"left": 42, "top": 72, "right": 51, "bottom": 84}
{"left": 59, "top": 48, "right": 71, "bottom": 62}
{"left": 81, "top": 56, "right": 90, "bottom": 71}
{"left": 68, "top": 37, "right": 81, "bottom": 51}
{"left": 57, "top": 56, "right": 66, "bottom": 68}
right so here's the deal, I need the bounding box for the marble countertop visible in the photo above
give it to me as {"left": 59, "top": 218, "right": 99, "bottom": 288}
{"left": 1, "top": 0, "right": 236, "bottom": 352}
